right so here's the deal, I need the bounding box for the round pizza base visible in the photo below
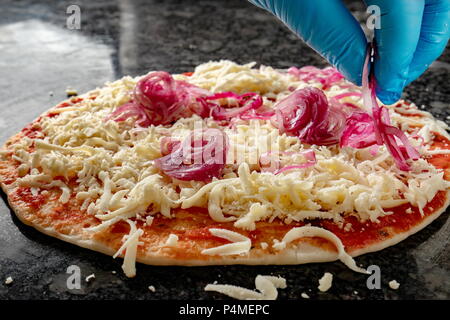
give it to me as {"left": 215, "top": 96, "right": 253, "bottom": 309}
{"left": 0, "top": 81, "right": 449, "bottom": 270}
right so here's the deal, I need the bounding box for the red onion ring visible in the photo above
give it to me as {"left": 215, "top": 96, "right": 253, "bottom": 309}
{"left": 107, "top": 71, "right": 268, "bottom": 126}
{"left": 107, "top": 71, "right": 209, "bottom": 127}
{"left": 206, "top": 92, "right": 264, "bottom": 121}
{"left": 288, "top": 66, "right": 345, "bottom": 90}
{"left": 340, "top": 46, "right": 420, "bottom": 171}
{"left": 332, "top": 92, "right": 362, "bottom": 100}
{"left": 160, "top": 137, "right": 181, "bottom": 156}
{"left": 154, "top": 128, "right": 229, "bottom": 181}
{"left": 271, "top": 87, "right": 347, "bottom": 146}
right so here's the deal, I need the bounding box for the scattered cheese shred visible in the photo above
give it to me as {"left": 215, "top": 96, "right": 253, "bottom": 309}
{"left": 85, "top": 274, "right": 95, "bottom": 282}
{"left": 113, "top": 220, "right": 143, "bottom": 278}
{"left": 273, "top": 226, "right": 367, "bottom": 274}
{"left": 205, "top": 275, "right": 287, "bottom": 300}
{"left": 201, "top": 228, "right": 251, "bottom": 256}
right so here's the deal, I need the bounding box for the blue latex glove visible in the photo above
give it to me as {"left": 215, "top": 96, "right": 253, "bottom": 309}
{"left": 248, "top": 0, "right": 450, "bottom": 105}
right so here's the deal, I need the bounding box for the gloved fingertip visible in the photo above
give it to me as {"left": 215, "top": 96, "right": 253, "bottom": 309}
{"left": 344, "top": 70, "right": 362, "bottom": 87}
{"left": 335, "top": 48, "right": 365, "bottom": 87}
{"left": 375, "top": 87, "right": 402, "bottom": 105}
{"left": 373, "top": 67, "right": 408, "bottom": 105}
{"left": 405, "top": 66, "right": 430, "bottom": 86}
{"left": 353, "top": 78, "right": 363, "bottom": 87}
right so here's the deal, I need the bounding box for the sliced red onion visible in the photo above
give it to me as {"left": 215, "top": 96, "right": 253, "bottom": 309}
{"left": 260, "top": 150, "right": 316, "bottom": 174}
{"left": 271, "top": 87, "right": 346, "bottom": 146}
{"left": 340, "top": 112, "right": 377, "bottom": 149}
{"left": 369, "top": 144, "right": 379, "bottom": 156}
{"left": 341, "top": 46, "right": 420, "bottom": 171}
{"left": 239, "top": 107, "right": 275, "bottom": 121}
{"left": 107, "top": 71, "right": 209, "bottom": 127}
{"left": 160, "top": 137, "right": 181, "bottom": 156}
{"left": 154, "top": 128, "right": 229, "bottom": 181}
{"left": 329, "top": 97, "right": 360, "bottom": 114}
{"left": 302, "top": 149, "right": 316, "bottom": 162}
{"left": 105, "top": 102, "right": 153, "bottom": 127}
{"left": 274, "top": 150, "right": 316, "bottom": 175}
{"left": 206, "top": 92, "right": 264, "bottom": 121}
{"left": 108, "top": 70, "right": 269, "bottom": 126}
{"left": 288, "top": 66, "right": 344, "bottom": 89}
{"left": 341, "top": 102, "right": 360, "bottom": 109}
{"left": 332, "top": 92, "right": 362, "bottom": 100}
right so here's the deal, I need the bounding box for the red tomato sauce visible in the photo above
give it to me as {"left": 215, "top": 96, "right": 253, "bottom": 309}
{"left": 21, "top": 119, "right": 43, "bottom": 139}
{"left": 56, "top": 102, "right": 72, "bottom": 109}
{"left": 110, "top": 220, "right": 130, "bottom": 234}
{"left": 14, "top": 187, "right": 47, "bottom": 210}
{"left": 427, "top": 133, "right": 450, "bottom": 179}
{"left": 182, "top": 227, "right": 230, "bottom": 243}
{"left": 48, "top": 97, "right": 91, "bottom": 117}
{"left": 315, "top": 190, "right": 447, "bottom": 251}
{"left": 70, "top": 97, "right": 83, "bottom": 104}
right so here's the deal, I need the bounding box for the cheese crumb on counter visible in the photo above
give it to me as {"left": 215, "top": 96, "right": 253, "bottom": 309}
{"left": 389, "top": 280, "right": 400, "bottom": 290}
{"left": 318, "top": 272, "right": 333, "bottom": 292}
{"left": 4, "top": 276, "right": 13, "bottom": 285}
{"left": 85, "top": 274, "right": 96, "bottom": 282}
{"left": 148, "top": 285, "right": 156, "bottom": 292}
{"left": 301, "top": 292, "right": 310, "bottom": 299}
{"left": 65, "top": 87, "right": 78, "bottom": 97}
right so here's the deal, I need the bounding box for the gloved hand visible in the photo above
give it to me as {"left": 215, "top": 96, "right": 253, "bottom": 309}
{"left": 248, "top": 0, "right": 450, "bottom": 105}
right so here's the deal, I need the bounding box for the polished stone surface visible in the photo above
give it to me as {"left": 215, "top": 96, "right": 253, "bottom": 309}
{"left": 0, "top": 0, "right": 449, "bottom": 300}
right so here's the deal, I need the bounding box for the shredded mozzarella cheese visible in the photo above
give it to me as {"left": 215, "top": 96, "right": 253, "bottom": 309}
{"left": 273, "top": 226, "right": 367, "bottom": 274}
{"left": 201, "top": 228, "right": 251, "bottom": 256}
{"left": 113, "top": 220, "right": 143, "bottom": 278}
{"left": 205, "top": 275, "right": 287, "bottom": 300}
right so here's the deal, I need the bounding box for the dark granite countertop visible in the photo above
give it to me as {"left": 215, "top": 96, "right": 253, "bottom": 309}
{"left": 0, "top": 0, "right": 449, "bottom": 300}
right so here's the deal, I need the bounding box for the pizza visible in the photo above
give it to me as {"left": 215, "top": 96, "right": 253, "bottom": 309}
{"left": 0, "top": 60, "right": 449, "bottom": 278}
